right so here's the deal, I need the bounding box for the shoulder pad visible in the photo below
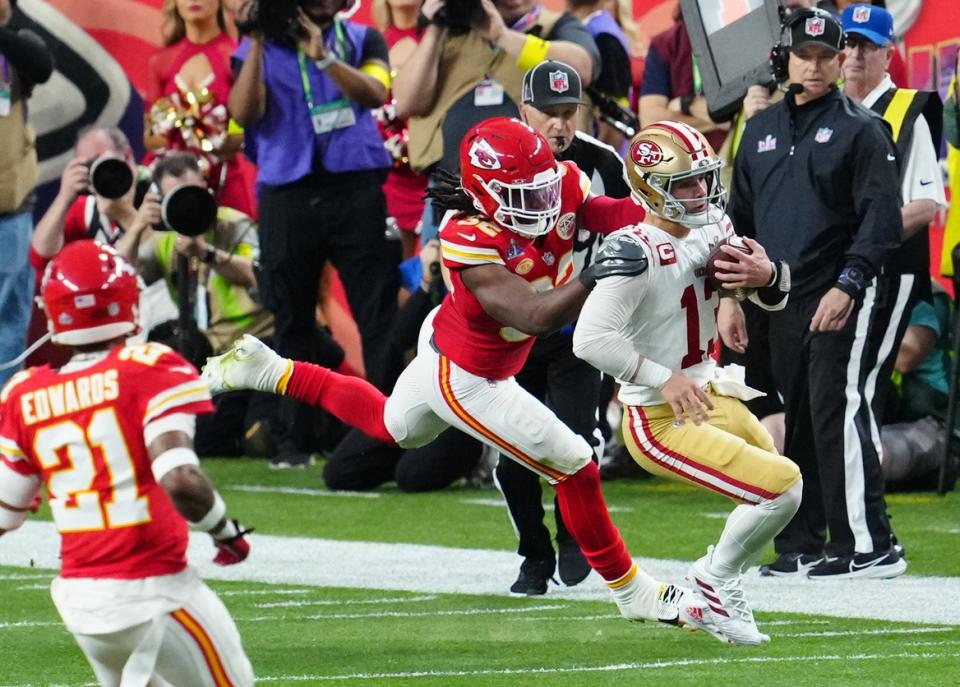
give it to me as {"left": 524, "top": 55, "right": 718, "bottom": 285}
{"left": 594, "top": 232, "right": 649, "bottom": 280}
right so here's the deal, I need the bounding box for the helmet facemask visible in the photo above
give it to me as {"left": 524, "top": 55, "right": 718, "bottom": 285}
{"left": 477, "top": 167, "right": 562, "bottom": 239}
{"left": 643, "top": 159, "right": 726, "bottom": 227}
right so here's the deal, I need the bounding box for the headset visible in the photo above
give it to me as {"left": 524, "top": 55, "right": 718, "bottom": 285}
{"left": 769, "top": 6, "right": 844, "bottom": 84}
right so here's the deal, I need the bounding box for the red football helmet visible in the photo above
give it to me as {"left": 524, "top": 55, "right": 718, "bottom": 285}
{"left": 40, "top": 240, "right": 140, "bottom": 346}
{"left": 460, "top": 117, "right": 562, "bottom": 238}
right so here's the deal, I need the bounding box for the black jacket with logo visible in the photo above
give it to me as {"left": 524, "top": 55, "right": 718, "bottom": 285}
{"left": 728, "top": 87, "right": 903, "bottom": 299}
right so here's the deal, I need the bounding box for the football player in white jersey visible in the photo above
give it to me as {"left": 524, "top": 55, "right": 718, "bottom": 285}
{"left": 573, "top": 121, "right": 800, "bottom": 646}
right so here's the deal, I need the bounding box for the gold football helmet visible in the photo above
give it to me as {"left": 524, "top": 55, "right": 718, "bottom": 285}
{"left": 626, "top": 121, "right": 725, "bottom": 226}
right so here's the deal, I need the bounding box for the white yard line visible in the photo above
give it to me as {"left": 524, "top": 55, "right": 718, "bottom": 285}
{"left": 227, "top": 485, "right": 381, "bottom": 499}
{"left": 458, "top": 497, "right": 634, "bottom": 513}
{"left": 1, "top": 521, "right": 958, "bottom": 626}
{"left": 253, "top": 594, "right": 437, "bottom": 608}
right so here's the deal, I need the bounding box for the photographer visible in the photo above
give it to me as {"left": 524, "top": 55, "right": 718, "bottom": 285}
{"left": 228, "top": 0, "right": 399, "bottom": 468}
{"left": 394, "top": 0, "right": 599, "bottom": 203}
{"left": 127, "top": 152, "right": 278, "bottom": 458}
{"left": 30, "top": 126, "right": 144, "bottom": 275}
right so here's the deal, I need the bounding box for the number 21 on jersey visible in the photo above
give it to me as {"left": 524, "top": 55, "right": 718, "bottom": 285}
{"left": 34, "top": 408, "right": 149, "bottom": 533}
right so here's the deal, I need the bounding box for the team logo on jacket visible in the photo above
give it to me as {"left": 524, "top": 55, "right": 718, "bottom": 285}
{"left": 556, "top": 213, "right": 576, "bottom": 240}
{"left": 630, "top": 139, "right": 664, "bottom": 167}
{"left": 815, "top": 127, "right": 834, "bottom": 143}
{"left": 757, "top": 134, "right": 777, "bottom": 153}
{"left": 468, "top": 138, "right": 502, "bottom": 170}
{"left": 549, "top": 70, "right": 570, "bottom": 93}
{"left": 515, "top": 258, "right": 535, "bottom": 275}
{"left": 805, "top": 16, "right": 825, "bottom": 36}
{"left": 852, "top": 6, "right": 871, "bottom": 22}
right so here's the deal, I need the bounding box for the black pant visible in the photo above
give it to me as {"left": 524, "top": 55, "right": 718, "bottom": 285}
{"left": 258, "top": 172, "right": 400, "bottom": 455}
{"left": 495, "top": 332, "right": 601, "bottom": 562}
{"left": 323, "top": 427, "right": 483, "bottom": 492}
{"left": 770, "top": 280, "right": 900, "bottom": 556}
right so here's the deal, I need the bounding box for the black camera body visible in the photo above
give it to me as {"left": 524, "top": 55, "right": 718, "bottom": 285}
{"left": 235, "top": 0, "right": 302, "bottom": 44}
{"left": 432, "top": 0, "right": 485, "bottom": 35}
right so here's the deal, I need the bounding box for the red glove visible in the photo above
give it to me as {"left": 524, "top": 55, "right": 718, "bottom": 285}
{"left": 212, "top": 520, "right": 253, "bottom": 566}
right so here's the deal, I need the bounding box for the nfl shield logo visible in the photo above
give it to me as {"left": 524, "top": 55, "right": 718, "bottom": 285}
{"left": 852, "top": 6, "right": 871, "bottom": 22}
{"left": 815, "top": 127, "right": 833, "bottom": 143}
{"left": 549, "top": 70, "right": 569, "bottom": 94}
{"left": 805, "top": 17, "right": 825, "bottom": 36}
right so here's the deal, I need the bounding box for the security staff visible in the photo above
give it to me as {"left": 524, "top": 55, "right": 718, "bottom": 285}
{"left": 497, "top": 60, "right": 633, "bottom": 595}
{"left": 727, "top": 8, "right": 905, "bottom": 579}
{"left": 841, "top": 3, "right": 946, "bottom": 421}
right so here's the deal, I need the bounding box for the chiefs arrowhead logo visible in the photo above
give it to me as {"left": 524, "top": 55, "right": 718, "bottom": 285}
{"left": 468, "top": 138, "right": 502, "bottom": 170}
{"left": 630, "top": 139, "right": 664, "bottom": 167}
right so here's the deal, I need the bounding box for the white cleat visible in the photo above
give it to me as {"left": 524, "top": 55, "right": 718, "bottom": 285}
{"left": 654, "top": 583, "right": 729, "bottom": 644}
{"left": 201, "top": 334, "right": 292, "bottom": 395}
{"left": 687, "top": 553, "right": 770, "bottom": 646}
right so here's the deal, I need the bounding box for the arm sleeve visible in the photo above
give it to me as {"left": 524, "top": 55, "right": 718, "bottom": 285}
{"left": 572, "top": 271, "right": 650, "bottom": 381}
{"left": 846, "top": 121, "right": 904, "bottom": 276}
{"left": 360, "top": 27, "right": 390, "bottom": 65}
{"left": 0, "top": 27, "right": 53, "bottom": 85}
{"left": 639, "top": 45, "right": 670, "bottom": 97}
{"left": 547, "top": 13, "right": 601, "bottom": 82}
{"left": 901, "top": 116, "right": 947, "bottom": 208}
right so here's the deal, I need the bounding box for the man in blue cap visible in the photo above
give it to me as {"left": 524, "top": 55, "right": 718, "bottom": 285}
{"left": 837, "top": 3, "right": 946, "bottom": 569}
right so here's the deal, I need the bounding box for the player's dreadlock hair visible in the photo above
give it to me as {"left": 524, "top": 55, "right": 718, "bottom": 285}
{"left": 424, "top": 169, "right": 477, "bottom": 216}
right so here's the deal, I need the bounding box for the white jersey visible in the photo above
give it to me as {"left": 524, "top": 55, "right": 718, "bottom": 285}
{"left": 573, "top": 217, "right": 733, "bottom": 406}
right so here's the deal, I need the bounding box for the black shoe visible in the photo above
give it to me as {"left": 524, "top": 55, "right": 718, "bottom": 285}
{"left": 509, "top": 558, "right": 555, "bottom": 596}
{"left": 269, "top": 453, "right": 316, "bottom": 470}
{"left": 758, "top": 552, "right": 826, "bottom": 577}
{"left": 556, "top": 538, "right": 591, "bottom": 587}
{"left": 808, "top": 547, "right": 907, "bottom": 580}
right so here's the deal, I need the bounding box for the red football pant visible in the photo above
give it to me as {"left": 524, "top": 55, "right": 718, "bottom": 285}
{"left": 284, "top": 361, "right": 395, "bottom": 445}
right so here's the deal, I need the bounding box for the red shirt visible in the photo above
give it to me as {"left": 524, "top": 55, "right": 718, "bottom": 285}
{"left": 0, "top": 343, "right": 213, "bottom": 579}
{"left": 28, "top": 195, "right": 124, "bottom": 278}
{"left": 433, "top": 161, "right": 645, "bottom": 379}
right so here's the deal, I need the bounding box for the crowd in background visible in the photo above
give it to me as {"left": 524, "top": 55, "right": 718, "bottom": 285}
{"left": 1, "top": 0, "right": 959, "bottom": 590}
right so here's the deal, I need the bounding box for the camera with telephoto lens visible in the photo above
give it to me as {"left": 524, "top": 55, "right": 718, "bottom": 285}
{"left": 149, "top": 183, "right": 218, "bottom": 238}
{"left": 430, "top": 0, "right": 485, "bottom": 35}
{"left": 235, "top": 0, "right": 303, "bottom": 44}
{"left": 86, "top": 156, "right": 134, "bottom": 199}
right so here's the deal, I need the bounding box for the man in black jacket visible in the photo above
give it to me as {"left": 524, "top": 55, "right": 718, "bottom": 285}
{"left": 727, "top": 8, "right": 905, "bottom": 579}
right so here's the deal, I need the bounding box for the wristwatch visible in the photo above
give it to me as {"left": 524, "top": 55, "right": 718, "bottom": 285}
{"left": 201, "top": 245, "right": 217, "bottom": 265}
{"left": 314, "top": 53, "right": 337, "bottom": 71}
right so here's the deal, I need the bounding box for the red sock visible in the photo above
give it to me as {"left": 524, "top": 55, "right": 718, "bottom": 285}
{"left": 554, "top": 461, "right": 633, "bottom": 582}
{"left": 285, "top": 361, "right": 395, "bottom": 445}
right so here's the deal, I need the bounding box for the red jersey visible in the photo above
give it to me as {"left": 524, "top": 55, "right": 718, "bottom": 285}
{"left": 434, "top": 161, "right": 644, "bottom": 379}
{"left": 0, "top": 342, "right": 213, "bottom": 579}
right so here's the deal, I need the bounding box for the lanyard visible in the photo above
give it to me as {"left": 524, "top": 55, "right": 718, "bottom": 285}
{"left": 692, "top": 56, "right": 702, "bottom": 96}
{"left": 296, "top": 20, "right": 349, "bottom": 111}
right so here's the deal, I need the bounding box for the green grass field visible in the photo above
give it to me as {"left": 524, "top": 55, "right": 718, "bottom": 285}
{"left": 2, "top": 458, "right": 958, "bottom": 686}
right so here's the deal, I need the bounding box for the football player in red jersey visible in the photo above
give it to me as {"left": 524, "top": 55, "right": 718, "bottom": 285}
{"left": 204, "top": 117, "right": 727, "bottom": 641}
{"left": 0, "top": 241, "right": 254, "bottom": 686}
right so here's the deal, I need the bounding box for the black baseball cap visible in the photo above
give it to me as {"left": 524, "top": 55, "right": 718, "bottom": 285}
{"left": 789, "top": 8, "right": 844, "bottom": 54}
{"left": 521, "top": 60, "right": 586, "bottom": 110}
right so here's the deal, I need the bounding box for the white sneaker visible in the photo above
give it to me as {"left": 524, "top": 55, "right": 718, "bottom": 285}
{"left": 687, "top": 552, "right": 770, "bottom": 646}
{"left": 201, "top": 334, "right": 292, "bottom": 395}
{"left": 654, "top": 583, "right": 728, "bottom": 644}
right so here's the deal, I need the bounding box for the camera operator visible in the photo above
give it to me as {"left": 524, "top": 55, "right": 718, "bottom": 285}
{"left": 228, "top": 0, "right": 400, "bottom": 468}
{"left": 395, "top": 0, "right": 599, "bottom": 240}
{"left": 30, "top": 126, "right": 144, "bottom": 275}
{"left": 125, "top": 151, "right": 278, "bottom": 458}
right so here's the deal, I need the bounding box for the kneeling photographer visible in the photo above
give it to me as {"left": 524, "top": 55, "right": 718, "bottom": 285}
{"left": 125, "top": 151, "right": 279, "bottom": 459}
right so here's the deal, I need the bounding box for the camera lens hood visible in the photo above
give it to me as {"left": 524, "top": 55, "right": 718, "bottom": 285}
{"left": 160, "top": 184, "right": 218, "bottom": 237}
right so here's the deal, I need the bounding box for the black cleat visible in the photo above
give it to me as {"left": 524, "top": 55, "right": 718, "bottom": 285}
{"left": 556, "top": 537, "right": 591, "bottom": 586}
{"left": 509, "top": 558, "right": 555, "bottom": 596}
{"left": 758, "top": 552, "right": 826, "bottom": 577}
{"left": 808, "top": 547, "right": 907, "bottom": 580}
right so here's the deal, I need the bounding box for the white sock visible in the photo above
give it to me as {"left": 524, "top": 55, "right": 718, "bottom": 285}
{"left": 709, "top": 479, "right": 803, "bottom": 577}
{"left": 608, "top": 563, "right": 664, "bottom": 620}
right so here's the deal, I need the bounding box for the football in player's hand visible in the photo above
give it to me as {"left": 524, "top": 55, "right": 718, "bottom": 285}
{"left": 705, "top": 236, "right": 753, "bottom": 291}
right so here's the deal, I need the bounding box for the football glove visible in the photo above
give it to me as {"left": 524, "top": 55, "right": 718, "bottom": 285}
{"left": 212, "top": 519, "right": 253, "bottom": 566}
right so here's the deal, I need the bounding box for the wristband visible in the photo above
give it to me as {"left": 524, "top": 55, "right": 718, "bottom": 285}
{"left": 151, "top": 446, "right": 200, "bottom": 482}
{"left": 189, "top": 493, "right": 227, "bottom": 532}
{"left": 632, "top": 357, "right": 673, "bottom": 389}
{"left": 314, "top": 53, "right": 337, "bottom": 71}
{"left": 518, "top": 35, "right": 550, "bottom": 71}
{"left": 213, "top": 518, "right": 240, "bottom": 541}
{"left": 765, "top": 260, "right": 778, "bottom": 287}
{"left": 835, "top": 265, "right": 867, "bottom": 298}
